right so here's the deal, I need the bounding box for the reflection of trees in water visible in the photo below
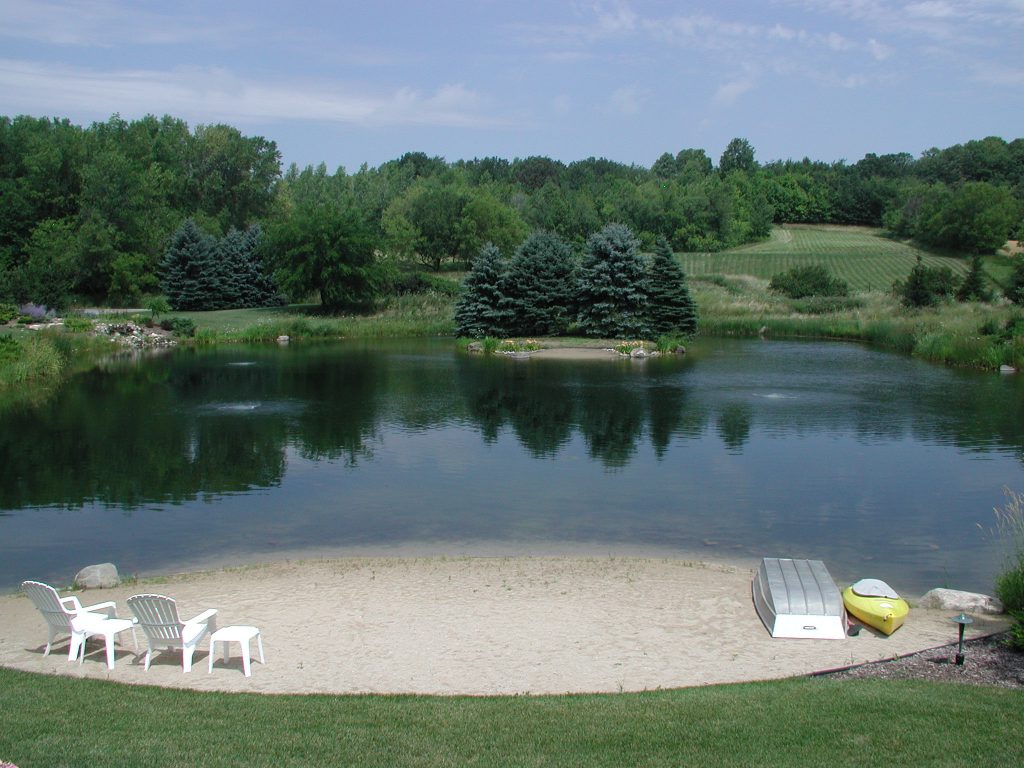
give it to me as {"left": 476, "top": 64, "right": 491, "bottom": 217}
{"left": 455, "top": 356, "right": 698, "bottom": 467}
{"left": 578, "top": 384, "right": 646, "bottom": 468}
{"left": 717, "top": 403, "right": 752, "bottom": 453}
{"left": 647, "top": 384, "right": 689, "bottom": 459}
{"left": 3, "top": 343, "right": 1023, "bottom": 510}
{"left": 286, "top": 350, "right": 383, "bottom": 466}
{"left": 0, "top": 361, "right": 289, "bottom": 509}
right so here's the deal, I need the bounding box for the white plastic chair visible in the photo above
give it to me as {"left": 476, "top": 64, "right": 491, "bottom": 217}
{"left": 127, "top": 594, "right": 217, "bottom": 673}
{"left": 21, "top": 580, "right": 117, "bottom": 658}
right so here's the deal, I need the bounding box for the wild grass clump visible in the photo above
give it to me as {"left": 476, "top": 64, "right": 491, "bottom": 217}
{"left": 789, "top": 296, "right": 865, "bottom": 315}
{"left": 0, "top": 334, "right": 64, "bottom": 386}
{"left": 62, "top": 315, "right": 94, "bottom": 332}
{"left": 990, "top": 488, "right": 1024, "bottom": 652}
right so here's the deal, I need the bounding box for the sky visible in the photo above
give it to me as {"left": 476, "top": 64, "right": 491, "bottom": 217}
{"left": 1, "top": 0, "right": 1023, "bottom": 172}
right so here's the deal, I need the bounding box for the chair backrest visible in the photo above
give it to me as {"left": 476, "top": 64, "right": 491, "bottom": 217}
{"left": 21, "top": 581, "right": 72, "bottom": 631}
{"left": 127, "top": 594, "right": 184, "bottom": 642}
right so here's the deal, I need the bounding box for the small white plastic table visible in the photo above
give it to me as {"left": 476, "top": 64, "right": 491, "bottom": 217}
{"left": 208, "top": 625, "right": 264, "bottom": 677}
{"left": 69, "top": 613, "right": 138, "bottom": 670}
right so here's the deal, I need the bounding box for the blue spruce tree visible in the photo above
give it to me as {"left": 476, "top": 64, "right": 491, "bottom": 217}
{"left": 575, "top": 223, "right": 650, "bottom": 338}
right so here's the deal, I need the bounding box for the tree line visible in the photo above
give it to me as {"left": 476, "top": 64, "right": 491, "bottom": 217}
{"left": 1, "top": 113, "right": 1022, "bottom": 311}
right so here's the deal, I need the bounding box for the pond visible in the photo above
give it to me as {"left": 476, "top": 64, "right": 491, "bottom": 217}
{"left": 1, "top": 337, "right": 1022, "bottom": 595}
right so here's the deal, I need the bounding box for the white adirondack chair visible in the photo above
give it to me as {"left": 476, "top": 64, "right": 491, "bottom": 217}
{"left": 21, "top": 580, "right": 117, "bottom": 657}
{"left": 127, "top": 594, "right": 217, "bottom": 672}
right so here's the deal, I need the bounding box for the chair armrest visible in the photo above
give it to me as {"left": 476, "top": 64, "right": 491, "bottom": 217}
{"left": 79, "top": 600, "right": 117, "bottom": 618}
{"left": 184, "top": 608, "right": 218, "bottom": 633}
{"left": 61, "top": 596, "right": 83, "bottom": 611}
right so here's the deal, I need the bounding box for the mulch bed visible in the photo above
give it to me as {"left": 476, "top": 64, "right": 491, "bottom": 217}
{"left": 820, "top": 632, "right": 1024, "bottom": 689}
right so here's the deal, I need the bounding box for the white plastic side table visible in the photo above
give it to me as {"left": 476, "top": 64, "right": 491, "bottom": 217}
{"left": 208, "top": 625, "right": 264, "bottom": 677}
{"left": 69, "top": 613, "right": 138, "bottom": 670}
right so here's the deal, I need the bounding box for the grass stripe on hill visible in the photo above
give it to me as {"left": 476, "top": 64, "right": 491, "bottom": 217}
{"left": 679, "top": 225, "right": 970, "bottom": 292}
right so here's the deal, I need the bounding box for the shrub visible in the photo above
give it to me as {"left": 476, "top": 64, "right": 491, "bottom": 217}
{"left": 62, "top": 316, "right": 94, "bottom": 333}
{"left": 956, "top": 254, "right": 992, "bottom": 302}
{"left": 790, "top": 296, "right": 865, "bottom": 315}
{"left": 893, "top": 256, "right": 959, "bottom": 308}
{"left": 145, "top": 296, "right": 171, "bottom": 318}
{"left": 0, "top": 335, "right": 19, "bottom": 362}
{"left": 164, "top": 317, "right": 196, "bottom": 338}
{"left": 769, "top": 265, "right": 849, "bottom": 299}
{"left": 0, "top": 304, "right": 18, "bottom": 324}
{"left": 392, "top": 272, "right": 461, "bottom": 297}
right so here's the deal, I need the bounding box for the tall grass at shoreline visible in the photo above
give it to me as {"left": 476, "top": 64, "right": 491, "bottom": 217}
{"left": 692, "top": 277, "right": 1024, "bottom": 369}
{"left": 184, "top": 291, "right": 456, "bottom": 343}
{"left": 0, "top": 666, "right": 1021, "bottom": 767}
{"left": 0, "top": 331, "right": 116, "bottom": 408}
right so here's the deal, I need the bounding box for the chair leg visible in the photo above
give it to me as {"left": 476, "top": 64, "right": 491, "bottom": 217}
{"left": 45, "top": 627, "right": 58, "bottom": 657}
{"left": 103, "top": 631, "right": 116, "bottom": 670}
{"left": 183, "top": 646, "right": 194, "bottom": 673}
{"left": 68, "top": 630, "right": 85, "bottom": 663}
{"left": 143, "top": 648, "right": 152, "bottom": 671}
{"left": 256, "top": 633, "right": 265, "bottom": 665}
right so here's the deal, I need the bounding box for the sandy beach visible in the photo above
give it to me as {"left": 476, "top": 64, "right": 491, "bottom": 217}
{"left": 0, "top": 557, "right": 1007, "bottom": 696}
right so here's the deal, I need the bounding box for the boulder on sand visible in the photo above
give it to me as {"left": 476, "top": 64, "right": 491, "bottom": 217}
{"left": 74, "top": 563, "right": 120, "bottom": 589}
{"left": 918, "top": 588, "right": 1003, "bottom": 615}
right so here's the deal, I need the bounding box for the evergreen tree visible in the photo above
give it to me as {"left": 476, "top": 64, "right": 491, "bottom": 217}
{"left": 575, "top": 223, "right": 650, "bottom": 338}
{"left": 895, "top": 255, "right": 958, "bottom": 308}
{"left": 216, "top": 227, "right": 248, "bottom": 309}
{"left": 501, "top": 231, "right": 576, "bottom": 336}
{"left": 160, "top": 219, "right": 214, "bottom": 310}
{"left": 454, "top": 243, "right": 509, "bottom": 338}
{"left": 646, "top": 236, "right": 698, "bottom": 336}
{"left": 1007, "top": 257, "right": 1024, "bottom": 305}
{"left": 956, "top": 254, "right": 992, "bottom": 302}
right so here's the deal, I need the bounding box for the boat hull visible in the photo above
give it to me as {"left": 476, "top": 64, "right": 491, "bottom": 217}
{"left": 842, "top": 585, "right": 909, "bottom": 635}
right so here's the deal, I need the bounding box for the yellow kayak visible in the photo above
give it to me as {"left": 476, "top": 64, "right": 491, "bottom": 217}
{"left": 842, "top": 579, "right": 909, "bottom": 635}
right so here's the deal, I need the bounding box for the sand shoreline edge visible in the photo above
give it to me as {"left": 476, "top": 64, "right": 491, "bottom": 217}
{"left": 0, "top": 555, "right": 1007, "bottom": 696}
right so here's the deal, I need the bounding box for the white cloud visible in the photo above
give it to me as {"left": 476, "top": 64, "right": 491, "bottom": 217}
{"left": 905, "top": 2, "right": 958, "bottom": 19}
{"left": 0, "top": 0, "right": 225, "bottom": 47}
{"left": 0, "top": 59, "right": 504, "bottom": 128}
{"left": 713, "top": 79, "right": 754, "bottom": 106}
{"left": 609, "top": 86, "right": 642, "bottom": 115}
{"left": 970, "top": 62, "right": 1024, "bottom": 85}
{"left": 867, "top": 38, "right": 892, "bottom": 60}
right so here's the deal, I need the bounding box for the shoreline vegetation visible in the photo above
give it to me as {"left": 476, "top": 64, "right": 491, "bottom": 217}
{"left": 1, "top": 227, "right": 1022, "bottom": 405}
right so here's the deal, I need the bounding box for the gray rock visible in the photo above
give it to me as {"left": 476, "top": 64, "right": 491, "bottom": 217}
{"left": 74, "top": 563, "right": 120, "bottom": 589}
{"left": 918, "top": 588, "right": 1003, "bottom": 615}
{"left": 999, "top": 365, "right": 1017, "bottom": 374}
{"left": 466, "top": 341, "right": 483, "bottom": 353}
{"left": 277, "top": 335, "right": 290, "bottom": 344}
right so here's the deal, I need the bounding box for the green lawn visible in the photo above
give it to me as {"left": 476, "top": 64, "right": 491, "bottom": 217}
{"left": 679, "top": 225, "right": 972, "bottom": 291}
{"left": 0, "top": 667, "right": 1021, "bottom": 767}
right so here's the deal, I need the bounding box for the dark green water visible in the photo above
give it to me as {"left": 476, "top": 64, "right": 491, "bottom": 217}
{"left": 2, "top": 338, "right": 1022, "bottom": 594}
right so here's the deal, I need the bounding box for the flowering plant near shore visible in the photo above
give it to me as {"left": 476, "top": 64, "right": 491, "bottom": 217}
{"left": 614, "top": 340, "right": 649, "bottom": 355}
{"left": 498, "top": 338, "right": 540, "bottom": 353}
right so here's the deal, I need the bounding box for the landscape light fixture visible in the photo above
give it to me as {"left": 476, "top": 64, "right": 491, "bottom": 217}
{"left": 951, "top": 612, "right": 973, "bottom": 666}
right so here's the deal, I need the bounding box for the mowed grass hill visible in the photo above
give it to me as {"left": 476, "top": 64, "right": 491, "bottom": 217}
{"left": 680, "top": 224, "right": 972, "bottom": 292}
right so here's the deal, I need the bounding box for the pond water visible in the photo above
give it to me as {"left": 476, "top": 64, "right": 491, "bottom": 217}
{"left": 1, "top": 337, "right": 1022, "bottom": 595}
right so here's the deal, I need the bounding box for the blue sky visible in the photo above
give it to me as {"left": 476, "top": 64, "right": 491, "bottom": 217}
{"left": 1, "top": 1, "right": 1022, "bottom": 172}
